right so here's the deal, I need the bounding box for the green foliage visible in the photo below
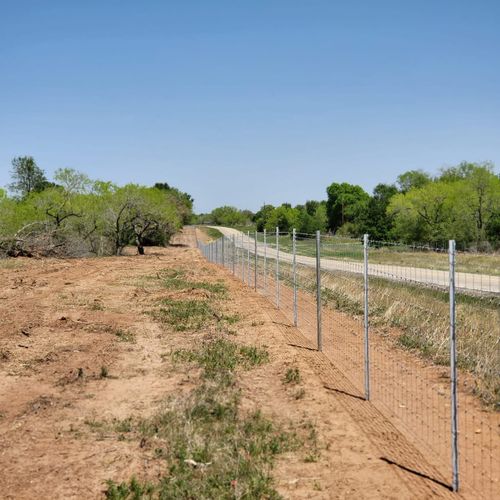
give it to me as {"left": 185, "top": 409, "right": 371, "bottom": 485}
{"left": 9, "top": 156, "right": 50, "bottom": 198}
{"left": 326, "top": 182, "right": 370, "bottom": 234}
{"left": 155, "top": 299, "right": 214, "bottom": 332}
{"left": 283, "top": 367, "right": 301, "bottom": 385}
{"left": 196, "top": 206, "right": 253, "bottom": 227}
{"left": 0, "top": 159, "right": 192, "bottom": 257}
{"left": 246, "top": 161, "right": 499, "bottom": 249}
{"left": 264, "top": 204, "right": 298, "bottom": 232}
{"left": 389, "top": 163, "right": 500, "bottom": 248}
{"left": 357, "top": 183, "right": 398, "bottom": 241}
{"left": 396, "top": 169, "right": 432, "bottom": 193}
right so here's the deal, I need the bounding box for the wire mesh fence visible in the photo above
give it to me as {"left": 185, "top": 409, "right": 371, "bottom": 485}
{"left": 198, "top": 228, "right": 500, "bottom": 499}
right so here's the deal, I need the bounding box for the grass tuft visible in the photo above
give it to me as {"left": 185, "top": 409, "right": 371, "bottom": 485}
{"left": 284, "top": 367, "right": 301, "bottom": 385}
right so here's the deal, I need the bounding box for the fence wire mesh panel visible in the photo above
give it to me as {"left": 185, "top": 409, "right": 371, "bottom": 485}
{"left": 197, "top": 229, "right": 500, "bottom": 499}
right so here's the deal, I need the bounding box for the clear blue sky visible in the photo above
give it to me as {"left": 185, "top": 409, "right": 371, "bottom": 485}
{"left": 1, "top": 1, "right": 499, "bottom": 213}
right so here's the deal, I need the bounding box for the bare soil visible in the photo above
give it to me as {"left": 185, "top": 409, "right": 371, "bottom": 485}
{"left": 0, "top": 228, "right": 460, "bottom": 498}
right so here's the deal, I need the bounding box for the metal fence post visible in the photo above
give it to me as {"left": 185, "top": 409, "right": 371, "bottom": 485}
{"left": 241, "top": 232, "right": 244, "bottom": 282}
{"left": 316, "top": 230, "right": 322, "bottom": 351}
{"left": 449, "top": 239, "right": 459, "bottom": 492}
{"left": 247, "top": 231, "right": 250, "bottom": 286}
{"left": 263, "top": 229, "right": 267, "bottom": 294}
{"left": 276, "top": 227, "right": 280, "bottom": 308}
{"left": 292, "top": 228, "right": 298, "bottom": 327}
{"left": 254, "top": 231, "right": 258, "bottom": 291}
{"left": 221, "top": 237, "right": 225, "bottom": 267}
{"left": 363, "top": 234, "right": 370, "bottom": 401}
{"left": 232, "top": 235, "right": 235, "bottom": 274}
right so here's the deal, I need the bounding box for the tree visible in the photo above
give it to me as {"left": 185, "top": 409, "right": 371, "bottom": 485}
{"left": 9, "top": 156, "right": 49, "bottom": 197}
{"left": 296, "top": 202, "right": 327, "bottom": 234}
{"left": 254, "top": 204, "right": 275, "bottom": 231}
{"left": 389, "top": 163, "right": 500, "bottom": 248}
{"left": 461, "top": 164, "right": 500, "bottom": 247}
{"left": 396, "top": 169, "right": 432, "bottom": 193}
{"left": 438, "top": 162, "right": 478, "bottom": 182}
{"left": 264, "top": 205, "right": 299, "bottom": 232}
{"left": 210, "top": 206, "right": 249, "bottom": 227}
{"left": 153, "top": 182, "right": 194, "bottom": 224}
{"left": 358, "top": 183, "right": 398, "bottom": 240}
{"left": 1, "top": 168, "right": 193, "bottom": 257}
{"left": 326, "top": 182, "right": 369, "bottom": 234}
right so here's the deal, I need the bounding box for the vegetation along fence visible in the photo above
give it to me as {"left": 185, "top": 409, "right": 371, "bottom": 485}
{"left": 197, "top": 228, "right": 499, "bottom": 499}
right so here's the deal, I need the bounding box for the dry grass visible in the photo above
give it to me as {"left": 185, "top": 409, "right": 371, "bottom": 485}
{"left": 256, "top": 233, "right": 500, "bottom": 276}
{"left": 262, "top": 256, "right": 499, "bottom": 407}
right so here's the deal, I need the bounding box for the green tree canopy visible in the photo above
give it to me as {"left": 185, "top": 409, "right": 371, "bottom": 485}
{"left": 9, "top": 156, "right": 49, "bottom": 197}
{"left": 396, "top": 169, "right": 432, "bottom": 193}
{"left": 326, "top": 182, "right": 370, "bottom": 234}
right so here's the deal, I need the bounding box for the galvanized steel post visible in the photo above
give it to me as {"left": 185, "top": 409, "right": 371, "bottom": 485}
{"left": 276, "top": 227, "right": 280, "bottom": 308}
{"left": 263, "top": 229, "right": 267, "bottom": 294}
{"left": 232, "top": 235, "right": 235, "bottom": 274}
{"left": 316, "top": 230, "right": 322, "bottom": 351}
{"left": 246, "top": 231, "right": 250, "bottom": 286}
{"left": 449, "top": 240, "right": 459, "bottom": 492}
{"left": 221, "top": 237, "right": 225, "bottom": 267}
{"left": 254, "top": 231, "right": 257, "bottom": 290}
{"left": 292, "top": 228, "right": 298, "bottom": 327}
{"left": 241, "top": 232, "right": 244, "bottom": 282}
{"left": 363, "top": 234, "right": 370, "bottom": 401}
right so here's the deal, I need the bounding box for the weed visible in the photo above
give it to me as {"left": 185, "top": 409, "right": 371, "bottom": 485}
{"left": 172, "top": 339, "right": 269, "bottom": 382}
{"left": 284, "top": 367, "right": 301, "bottom": 385}
{"left": 157, "top": 268, "right": 227, "bottom": 298}
{"left": 218, "top": 312, "right": 240, "bottom": 325}
{"left": 154, "top": 299, "right": 214, "bottom": 332}
{"left": 90, "top": 300, "right": 104, "bottom": 311}
{"left": 114, "top": 418, "right": 133, "bottom": 434}
{"left": 105, "top": 477, "right": 155, "bottom": 499}
{"left": 313, "top": 481, "right": 322, "bottom": 491}
{"left": 84, "top": 417, "right": 106, "bottom": 430}
{"left": 294, "top": 388, "right": 306, "bottom": 400}
{"left": 114, "top": 329, "right": 135, "bottom": 343}
{"left": 100, "top": 366, "right": 109, "bottom": 379}
{"left": 239, "top": 345, "right": 269, "bottom": 367}
{"left": 106, "top": 336, "right": 297, "bottom": 498}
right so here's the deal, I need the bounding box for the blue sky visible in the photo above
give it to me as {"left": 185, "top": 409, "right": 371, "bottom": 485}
{"left": 1, "top": 1, "right": 499, "bottom": 212}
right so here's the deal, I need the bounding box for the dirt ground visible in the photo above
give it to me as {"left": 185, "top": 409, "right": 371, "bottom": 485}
{"left": 0, "top": 228, "right": 460, "bottom": 499}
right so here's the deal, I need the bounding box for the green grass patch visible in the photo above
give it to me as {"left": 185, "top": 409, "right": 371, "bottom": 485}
{"left": 197, "top": 226, "right": 224, "bottom": 241}
{"left": 172, "top": 339, "right": 269, "bottom": 384}
{"left": 114, "top": 329, "right": 136, "bottom": 343}
{"left": 157, "top": 269, "right": 227, "bottom": 298}
{"left": 283, "top": 367, "right": 301, "bottom": 385}
{"left": 104, "top": 335, "right": 311, "bottom": 499}
{"left": 154, "top": 298, "right": 214, "bottom": 332}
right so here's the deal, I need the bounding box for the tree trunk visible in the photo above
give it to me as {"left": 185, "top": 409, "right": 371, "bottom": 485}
{"left": 135, "top": 234, "right": 145, "bottom": 255}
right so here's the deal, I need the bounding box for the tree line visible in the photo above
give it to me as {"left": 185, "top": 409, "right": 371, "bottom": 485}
{"left": 0, "top": 156, "right": 193, "bottom": 257}
{"left": 198, "top": 162, "right": 500, "bottom": 250}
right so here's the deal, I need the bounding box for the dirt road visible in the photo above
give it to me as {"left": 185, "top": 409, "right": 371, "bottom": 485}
{"left": 212, "top": 226, "right": 500, "bottom": 294}
{"left": 0, "top": 228, "right": 458, "bottom": 498}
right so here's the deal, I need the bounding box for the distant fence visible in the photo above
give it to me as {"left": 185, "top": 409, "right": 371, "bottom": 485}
{"left": 198, "top": 228, "right": 499, "bottom": 499}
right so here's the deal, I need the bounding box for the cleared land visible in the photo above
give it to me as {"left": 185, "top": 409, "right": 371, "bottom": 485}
{"left": 0, "top": 228, "right": 452, "bottom": 499}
